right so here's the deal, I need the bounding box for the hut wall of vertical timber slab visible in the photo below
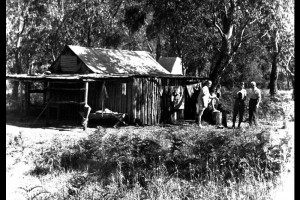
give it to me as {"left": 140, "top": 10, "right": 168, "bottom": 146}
{"left": 44, "top": 77, "right": 185, "bottom": 125}
{"left": 97, "top": 77, "right": 163, "bottom": 125}
{"left": 86, "top": 76, "right": 192, "bottom": 125}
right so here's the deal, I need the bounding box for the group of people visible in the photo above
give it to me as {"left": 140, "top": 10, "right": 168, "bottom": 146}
{"left": 194, "top": 80, "right": 261, "bottom": 128}
{"left": 168, "top": 80, "right": 261, "bottom": 128}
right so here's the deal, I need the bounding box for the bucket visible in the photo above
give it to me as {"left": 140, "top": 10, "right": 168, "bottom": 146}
{"left": 212, "top": 110, "right": 222, "bottom": 125}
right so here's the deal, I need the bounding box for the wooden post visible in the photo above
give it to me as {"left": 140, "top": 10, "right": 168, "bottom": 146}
{"left": 132, "top": 78, "right": 137, "bottom": 124}
{"left": 45, "top": 81, "right": 50, "bottom": 126}
{"left": 157, "top": 79, "right": 162, "bottom": 124}
{"left": 43, "top": 81, "right": 47, "bottom": 105}
{"left": 101, "top": 81, "right": 106, "bottom": 117}
{"left": 24, "top": 82, "right": 29, "bottom": 116}
{"left": 84, "top": 81, "right": 89, "bottom": 104}
{"left": 82, "top": 81, "right": 91, "bottom": 130}
{"left": 19, "top": 81, "right": 24, "bottom": 121}
{"left": 126, "top": 80, "right": 132, "bottom": 124}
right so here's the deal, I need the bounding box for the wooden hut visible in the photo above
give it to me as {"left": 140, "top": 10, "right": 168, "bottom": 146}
{"left": 6, "top": 45, "right": 206, "bottom": 128}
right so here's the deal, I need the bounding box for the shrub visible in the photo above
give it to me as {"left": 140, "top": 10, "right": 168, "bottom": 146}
{"left": 32, "top": 138, "right": 64, "bottom": 175}
{"left": 53, "top": 127, "right": 291, "bottom": 188}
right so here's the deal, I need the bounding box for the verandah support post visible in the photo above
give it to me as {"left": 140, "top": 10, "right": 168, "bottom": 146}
{"left": 24, "top": 82, "right": 29, "bottom": 117}
{"left": 45, "top": 81, "right": 50, "bottom": 126}
{"left": 82, "top": 81, "right": 91, "bottom": 130}
{"left": 19, "top": 81, "right": 24, "bottom": 121}
{"left": 43, "top": 81, "right": 47, "bottom": 106}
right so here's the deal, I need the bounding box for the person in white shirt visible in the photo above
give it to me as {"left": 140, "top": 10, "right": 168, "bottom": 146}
{"left": 232, "top": 82, "right": 247, "bottom": 128}
{"left": 171, "top": 86, "right": 185, "bottom": 123}
{"left": 196, "top": 80, "right": 218, "bottom": 128}
{"left": 248, "top": 81, "right": 261, "bottom": 126}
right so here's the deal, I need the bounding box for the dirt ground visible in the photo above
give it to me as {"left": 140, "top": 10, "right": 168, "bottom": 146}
{"left": 6, "top": 115, "right": 294, "bottom": 200}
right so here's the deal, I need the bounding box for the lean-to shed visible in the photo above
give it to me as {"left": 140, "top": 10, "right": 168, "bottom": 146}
{"left": 6, "top": 45, "right": 206, "bottom": 127}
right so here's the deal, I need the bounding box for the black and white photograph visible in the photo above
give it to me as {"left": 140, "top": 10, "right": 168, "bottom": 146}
{"left": 6, "top": 0, "right": 294, "bottom": 199}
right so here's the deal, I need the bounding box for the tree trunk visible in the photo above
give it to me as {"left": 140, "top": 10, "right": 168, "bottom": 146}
{"left": 12, "top": 1, "right": 26, "bottom": 103}
{"left": 269, "top": 54, "right": 279, "bottom": 96}
{"left": 87, "top": 25, "right": 91, "bottom": 47}
{"left": 292, "top": 78, "right": 294, "bottom": 100}
{"left": 156, "top": 36, "right": 161, "bottom": 61}
{"left": 269, "top": 30, "right": 280, "bottom": 96}
{"left": 286, "top": 71, "right": 290, "bottom": 90}
{"left": 209, "top": 36, "right": 231, "bottom": 87}
{"left": 12, "top": 50, "right": 22, "bottom": 101}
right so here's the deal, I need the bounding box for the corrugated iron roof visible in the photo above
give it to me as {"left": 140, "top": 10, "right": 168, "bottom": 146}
{"left": 67, "top": 45, "right": 170, "bottom": 75}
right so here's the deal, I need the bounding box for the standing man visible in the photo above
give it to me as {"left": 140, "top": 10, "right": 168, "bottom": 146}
{"left": 196, "top": 80, "right": 218, "bottom": 128}
{"left": 232, "top": 82, "right": 247, "bottom": 128}
{"left": 248, "top": 81, "right": 261, "bottom": 127}
{"left": 216, "top": 84, "right": 222, "bottom": 98}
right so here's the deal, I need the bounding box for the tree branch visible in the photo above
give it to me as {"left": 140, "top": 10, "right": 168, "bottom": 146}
{"left": 144, "top": 36, "right": 153, "bottom": 53}
{"left": 225, "top": 24, "right": 234, "bottom": 39}
{"left": 214, "top": 21, "right": 225, "bottom": 37}
{"left": 241, "top": 34, "right": 256, "bottom": 42}
{"left": 112, "top": 0, "right": 123, "bottom": 19}
{"left": 224, "top": 3, "right": 228, "bottom": 18}
{"left": 260, "top": 31, "right": 269, "bottom": 38}
{"left": 282, "top": 55, "right": 294, "bottom": 77}
{"left": 211, "top": 3, "right": 225, "bottom": 37}
{"left": 231, "top": 20, "right": 249, "bottom": 54}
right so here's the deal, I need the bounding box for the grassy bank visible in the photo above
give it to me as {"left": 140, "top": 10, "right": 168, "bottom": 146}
{"left": 6, "top": 90, "right": 294, "bottom": 200}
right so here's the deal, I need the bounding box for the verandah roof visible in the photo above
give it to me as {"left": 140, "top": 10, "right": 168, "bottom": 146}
{"left": 6, "top": 74, "right": 207, "bottom": 83}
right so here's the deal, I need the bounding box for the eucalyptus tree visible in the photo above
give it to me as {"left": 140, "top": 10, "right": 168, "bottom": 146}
{"left": 196, "top": 0, "right": 274, "bottom": 87}
{"left": 6, "top": 0, "right": 53, "bottom": 100}
{"left": 143, "top": 0, "right": 194, "bottom": 61}
{"left": 59, "top": 0, "right": 119, "bottom": 48}
{"left": 258, "top": 0, "right": 294, "bottom": 96}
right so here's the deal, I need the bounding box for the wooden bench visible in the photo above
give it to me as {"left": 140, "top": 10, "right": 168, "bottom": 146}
{"left": 79, "top": 111, "right": 128, "bottom": 129}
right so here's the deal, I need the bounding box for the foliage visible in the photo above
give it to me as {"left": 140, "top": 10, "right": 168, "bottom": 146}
{"left": 18, "top": 185, "right": 50, "bottom": 200}
{"left": 34, "top": 125, "right": 290, "bottom": 184}
{"left": 6, "top": 0, "right": 294, "bottom": 96}
{"left": 257, "top": 0, "right": 294, "bottom": 95}
{"left": 29, "top": 124, "right": 291, "bottom": 199}
{"left": 32, "top": 138, "right": 64, "bottom": 175}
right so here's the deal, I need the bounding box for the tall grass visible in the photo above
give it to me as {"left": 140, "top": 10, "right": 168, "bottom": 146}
{"left": 30, "top": 124, "right": 291, "bottom": 199}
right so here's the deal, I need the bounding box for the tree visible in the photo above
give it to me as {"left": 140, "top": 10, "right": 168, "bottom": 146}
{"left": 197, "top": 0, "right": 273, "bottom": 87}
{"left": 6, "top": 0, "right": 50, "bottom": 100}
{"left": 258, "top": 0, "right": 294, "bottom": 96}
{"left": 6, "top": 0, "right": 294, "bottom": 97}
